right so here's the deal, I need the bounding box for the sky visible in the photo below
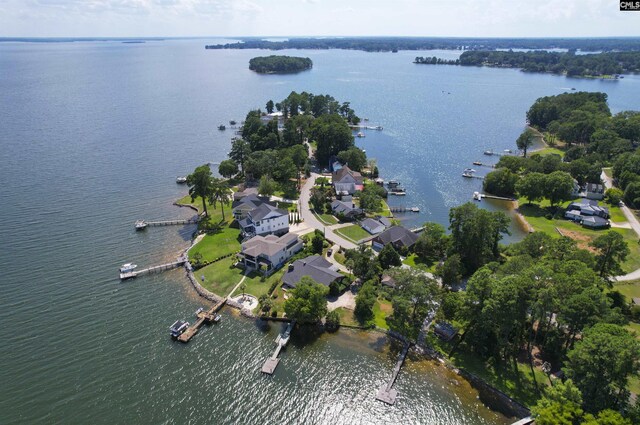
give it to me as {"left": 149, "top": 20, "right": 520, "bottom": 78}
{"left": 1, "top": 0, "right": 639, "bottom": 38}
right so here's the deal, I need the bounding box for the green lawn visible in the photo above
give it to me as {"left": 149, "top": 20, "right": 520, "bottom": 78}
{"left": 373, "top": 298, "right": 392, "bottom": 329}
{"left": 334, "top": 251, "right": 346, "bottom": 266}
{"left": 198, "top": 257, "right": 245, "bottom": 297}
{"left": 531, "top": 147, "right": 565, "bottom": 158}
{"left": 519, "top": 203, "right": 640, "bottom": 273}
{"left": 334, "top": 307, "right": 360, "bottom": 327}
{"left": 609, "top": 206, "right": 627, "bottom": 223}
{"left": 614, "top": 279, "right": 640, "bottom": 301}
{"left": 231, "top": 268, "right": 285, "bottom": 299}
{"left": 335, "top": 224, "right": 371, "bottom": 243}
{"left": 402, "top": 254, "right": 437, "bottom": 272}
{"left": 176, "top": 195, "right": 232, "bottom": 224}
{"left": 188, "top": 227, "right": 241, "bottom": 262}
{"left": 314, "top": 211, "right": 339, "bottom": 225}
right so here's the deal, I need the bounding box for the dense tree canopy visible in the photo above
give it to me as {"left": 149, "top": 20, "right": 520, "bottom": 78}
{"left": 283, "top": 277, "right": 329, "bottom": 324}
{"left": 248, "top": 55, "right": 312, "bottom": 74}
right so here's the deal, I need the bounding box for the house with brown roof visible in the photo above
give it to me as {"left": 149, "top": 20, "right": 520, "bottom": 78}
{"left": 372, "top": 226, "right": 419, "bottom": 251}
{"left": 332, "top": 165, "right": 364, "bottom": 195}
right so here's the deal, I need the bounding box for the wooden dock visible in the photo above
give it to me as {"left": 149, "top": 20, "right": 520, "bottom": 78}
{"left": 375, "top": 342, "right": 411, "bottom": 405}
{"left": 119, "top": 259, "right": 186, "bottom": 280}
{"left": 510, "top": 417, "right": 533, "bottom": 425}
{"left": 177, "top": 298, "right": 227, "bottom": 343}
{"left": 389, "top": 206, "right": 419, "bottom": 213}
{"left": 462, "top": 174, "right": 484, "bottom": 180}
{"left": 261, "top": 320, "right": 295, "bottom": 375}
{"left": 135, "top": 218, "right": 199, "bottom": 228}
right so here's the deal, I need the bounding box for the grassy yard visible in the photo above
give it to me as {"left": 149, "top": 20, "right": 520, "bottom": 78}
{"left": 531, "top": 147, "right": 565, "bottom": 158}
{"left": 609, "top": 206, "right": 627, "bottom": 223}
{"left": 197, "top": 257, "right": 245, "bottom": 297}
{"left": 188, "top": 227, "right": 241, "bottom": 262}
{"left": 402, "top": 254, "right": 437, "bottom": 272}
{"left": 335, "top": 307, "right": 360, "bottom": 327}
{"left": 335, "top": 224, "right": 371, "bottom": 243}
{"left": 518, "top": 202, "right": 640, "bottom": 273}
{"left": 314, "top": 211, "right": 339, "bottom": 225}
{"left": 373, "top": 298, "right": 392, "bottom": 330}
{"left": 614, "top": 279, "right": 640, "bottom": 301}
{"left": 176, "top": 195, "right": 233, "bottom": 224}
{"left": 333, "top": 251, "right": 346, "bottom": 266}
{"left": 231, "top": 268, "right": 285, "bottom": 299}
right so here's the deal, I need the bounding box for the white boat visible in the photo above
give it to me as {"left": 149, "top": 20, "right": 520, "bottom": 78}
{"left": 357, "top": 132, "right": 365, "bottom": 138}
{"left": 374, "top": 126, "right": 383, "bottom": 130}
{"left": 176, "top": 176, "right": 187, "bottom": 184}
{"left": 135, "top": 220, "right": 147, "bottom": 230}
{"left": 389, "top": 192, "right": 406, "bottom": 196}
{"left": 213, "top": 314, "right": 222, "bottom": 323}
{"left": 462, "top": 171, "right": 474, "bottom": 178}
{"left": 473, "top": 191, "right": 482, "bottom": 201}
{"left": 464, "top": 168, "right": 477, "bottom": 173}
{"left": 170, "top": 320, "right": 190, "bottom": 338}
{"left": 483, "top": 150, "right": 494, "bottom": 156}
{"left": 119, "top": 263, "right": 137, "bottom": 273}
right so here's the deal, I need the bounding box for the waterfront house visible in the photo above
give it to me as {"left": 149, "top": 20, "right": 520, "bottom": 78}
{"left": 238, "top": 233, "right": 303, "bottom": 275}
{"left": 332, "top": 165, "right": 364, "bottom": 195}
{"left": 434, "top": 322, "right": 458, "bottom": 341}
{"left": 232, "top": 193, "right": 270, "bottom": 220}
{"left": 331, "top": 196, "right": 363, "bottom": 220}
{"left": 282, "top": 255, "right": 344, "bottom": 289}
{"left": 372, "top": 226, "right": 419, "bottom": 251}
{"left": 361, "top": 218, "right": 386, "bottom": 235}
{"left": 566, "top": 200, "right": 609, "bottom": 218}
{"left": 581, "top": 216, "right": 610, "bottom": 229}
{"left": 238, "top": 202, "right": 289, "bottom": 238}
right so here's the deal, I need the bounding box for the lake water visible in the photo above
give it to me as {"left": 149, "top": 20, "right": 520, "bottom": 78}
{"left": 1, "top": 38, "right": 639, "bottom": 424}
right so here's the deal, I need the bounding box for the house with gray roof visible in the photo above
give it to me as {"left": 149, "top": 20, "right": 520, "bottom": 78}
{"left": 372, "top": 226, "right": 419, "bottom": 251}
{"left": 361, "top": 218, "right": 386, "bottom": 235}
{"left": 331, "top": 195, "right": 363, "bottom": 219}
{"left": 232, "top": 193, "right": 270, "bottom": 220}
{"left": 282, "top": 255, "right": 344, "bottom": 289}
{"left": 581, "top": 216, "right": 610, "bottom": 229}
{"left": 564, "top": 200, "right": 610, "bottom": 229}
{"left": 238, "top": 201, "right": 289, "bottom": 238}
{"left": 238, "top": 233, "right": 303, "bottom": 275}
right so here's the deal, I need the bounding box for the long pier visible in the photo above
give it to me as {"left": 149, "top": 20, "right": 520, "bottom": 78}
{"left": 262, "top": 320, "right": 295, "bottom": 375}
{"left": 120, "top": 259, "right": 185, "bottom": 280}
{"left": 376, "top": 342, "right": 411, "bottom": 405}
{"left": 177, "top": 298, "right": 227, "bottom": 343}
{"left": 135, "top": 218, "right": 199, "bottom": 228}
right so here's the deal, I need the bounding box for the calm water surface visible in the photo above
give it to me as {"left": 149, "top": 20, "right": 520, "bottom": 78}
{"left": 1, "top": 39, "right": 640, "bottom": 424}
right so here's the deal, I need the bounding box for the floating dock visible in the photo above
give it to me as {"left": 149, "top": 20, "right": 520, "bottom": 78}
{"left": 376, "top": 342, "right": 411, "bottom": 405}
{"left": 119, "top": 259, "right": 186, "bottom": 280}
{"left": 389, "top": 206, "right": 420, "bottom": 213}
{"left": 261, "top": 320, "right": 295, "bottom": 375}
{"left": 177, "top": 298, "right": 226, "bottom": 343}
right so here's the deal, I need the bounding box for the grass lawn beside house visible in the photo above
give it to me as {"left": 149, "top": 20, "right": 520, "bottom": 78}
{"left": 231, "top": 268, "right": 286, "bottom": 299}
{"left": 176, "top": 194, "right": 233, "bottom": 224}
{"left": 373, "top": 298, "right": 392, "bottom": 330}
{"left": 188, "top": 227, "right": 241, "bottom": 262}
{"left": 335, "top": 224, "right": 371, "bottom": 243}
{"left": 314, "top": 211, "right": 339, "bottom": 225}
{"left": 197, "top": 258, "right": 245, "bottom": 297}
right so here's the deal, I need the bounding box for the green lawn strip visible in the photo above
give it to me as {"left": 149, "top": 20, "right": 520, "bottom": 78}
{"left": 231, "top": 268, "right": 286, "bottom": 299}
{"left": 269, "top": 283, "right": 289, "bottom": 317}
{"left": 614, "top": 279, "right": 640, "bottom": 301}
{"left": 188, "top": 227, "right": 241, "bottom": 262}
{"left": 402, "top": 254, "right": 437, "bottom": 272}
{"left": 531, "top": 147, "right": 565, "bottom": 158}
{"left": 373, "top": 298, "right": 392, "bottom": 330}
{"left": 380, "top": 199, "right": 392, "bottom": 218}
{"left": 198, "top": 258, "right": 244, "bottom": 297}
{"left": 609, "top": 206, "right": 627, "bottom": 223}
{"left": 175, "top": 195, "right": 232, "bottom": 224}
{"left": 335, "top": 224, "right": 371, "bottom": 243}
{"left": 333, "top": 251, "right": 346, "bottom": 266}
{"left": 426, "top": 334, "right": 545, "bottom": 407}
{"left": 334, "top": 307, "right": 360, "bottom": 327}
{"left": 313, "top": 211, "right": 339, "bottom": 225}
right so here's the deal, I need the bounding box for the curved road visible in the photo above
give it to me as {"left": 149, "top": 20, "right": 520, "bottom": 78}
{"left": 601, "top": 171, "right": 640, "bottom": 281}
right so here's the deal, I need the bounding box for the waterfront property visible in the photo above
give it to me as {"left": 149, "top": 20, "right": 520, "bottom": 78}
{"left": 238, "top": 202, "right": 289, "bottom": 238}
{"left": 332, "top": 165, "right": 364, "bottom": 195}
{"left": 372, "top": 226, "right": 419, "bottom": 251}
{"left": 564, "top": 199, "right": 611, "bottom": 228}
{"left": 361, "top": 217, "right": 391, "bottom": 235}
{"left": 232, "top": 193, "right": 270, "bottom": 220}
{"left": 282, "top": 255, "right": 344, "bottom": 289}
{"left": 237, "top": 233, "right": 303, "bottom": 275}
{"left": 331, "top": 195, "right": 363, "bottom": 219}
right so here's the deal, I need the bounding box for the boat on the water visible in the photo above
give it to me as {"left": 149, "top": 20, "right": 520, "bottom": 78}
{"left": 195, "top": 307, "right": 204, "bottom": 316}
{"left": 473, "top": 161, "right": 482, "bottom": 166}
{"left": 473, "top": 191, "right": 482, "bottom": 201}
{"left": 213, "top": 314, "right": 222, "bottom": 323}
{"left": 389, "top": 191, "right": 406, "bottom": 196}
{"left": 462, "top": 171, "right": 475, "bottom": 178}
{"left": 170, "top": 320, "right": 189, "bottom": 338}
{"left": 176, "top": 176, "right": 187, "bottom": 184}
{"left": 135, "top": 220, "right": 147, "bottom": 230}
{"left": 374, "top": 125, "right": 383, "bottom": 130}
{"left": 464, "top": 168, "right": 477, "bottom": 173}
{"left": 357, "top": 132, "right": 365, "bottom": 138}
{"left": 218, "top": 125, "right": 226, "bottom": 131}
{"left": 484, "top": 150, "right": 494, "bottom": 156}
{"left": 120, "top": 263, "right": 137, "bottom": 273}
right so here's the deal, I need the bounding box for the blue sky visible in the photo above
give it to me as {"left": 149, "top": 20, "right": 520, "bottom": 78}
{"left": 1, "top": 0, "right": 638, "bottom": 38}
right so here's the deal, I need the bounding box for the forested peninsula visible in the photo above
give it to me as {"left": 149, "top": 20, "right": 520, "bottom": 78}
{"left": 415, "top": 50, "right": 640, "bottom": 78}
{"left": 248, "top": 55, "right": 312, "bottom": 74}
{"left": 204, "top": 37, "right": 640, "bottom": 53}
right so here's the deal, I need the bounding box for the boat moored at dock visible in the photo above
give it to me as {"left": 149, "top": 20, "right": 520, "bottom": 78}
{"left": 135, "top": 220, "right": 147, "bottom": 230}
{"left": 176, "top": 176, "right": 187, "bottom": 184}
{"left": 170, "top": 320, "right": 190, "bottom": 338}
{"left": 119, "top": 263, "right": 137, "bottom": 273}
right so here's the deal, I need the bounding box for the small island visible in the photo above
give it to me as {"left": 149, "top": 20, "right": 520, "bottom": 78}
{"left": 248, "top": 55, "right": 312, "bottom": 74}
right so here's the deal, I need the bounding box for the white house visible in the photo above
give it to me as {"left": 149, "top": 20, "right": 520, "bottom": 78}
{"left": 238, "top": 233, "right": 303, "bottom": 274}
{"left": 238, "top": 202, "right": 289, "bottom": 237}
{"left": 332, "top": 165, "right": 364, "bottom": 195}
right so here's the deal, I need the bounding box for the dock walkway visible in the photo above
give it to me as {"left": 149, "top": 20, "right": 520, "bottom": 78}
{"left": 389, "top": 206, "right": 419, "bottom": 213}
{"left": 262, "top": 320, "right": 295, "bottom": 374}
{"left": 120, "top": 259, "right": 186, "bottom": 280}
{"left": 375, "top": 342, "right": 411, "bottom": 405}
{"left": 136, "top": 218, "right": 199, "bottom": 228}
{"left": 177, "top": 298, "right": 227, "bottom": 343}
